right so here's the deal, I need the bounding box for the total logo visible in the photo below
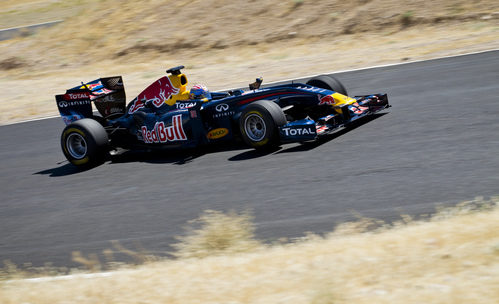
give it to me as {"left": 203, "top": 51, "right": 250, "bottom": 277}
{"left": 176, "top": 102, "right": 197, "bottom": 109}
{"left": 141, "top": 115, "right": 187, "bottom": 144}
{"left": 65, "top": 93, "right": 90, "bottom": 100}
{"left": 207, "top": 128, "right": 229, "bottom": 140}
{"left": 282, "top": 127, "right": 315, "bottom": 136}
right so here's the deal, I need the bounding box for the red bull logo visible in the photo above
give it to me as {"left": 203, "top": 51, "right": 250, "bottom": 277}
{"left": 319, "top": 95, "right": 336, "bottom": 106}
{"left": 141, "top": 115, "right": 187, "bottom": 144}
{"left": 129, "top": 77, "right": 180, "bottom": 114}
{"left": 129, "top": 98, "right": 145, "bottom": 114}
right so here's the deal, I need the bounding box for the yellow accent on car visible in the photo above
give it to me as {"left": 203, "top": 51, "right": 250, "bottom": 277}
{"left": 62, "top": 128, "right": 85, "bottom": 154}
{"left": 165, "top": 72, "right": 190, "bottom": 106}
{"left": 332, "top": 93, "right": 357, "bottom": 105}
{"left": 330, "top": 93, "right": 357, "bottom": 114}
{"left": 244, "top": 110, "right": 269, "bottom": 147}
{"left": 207, "top": 128, "right": 229, "bottom": 140}
{"left": 63, "top": 128, "right": 89, "bottom": 165}
{"left": 71, "top": 157, "right": 89, "bottom": 165}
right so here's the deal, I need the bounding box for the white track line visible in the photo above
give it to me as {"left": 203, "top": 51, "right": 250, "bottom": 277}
{"left": 6, "top": 272, "right": 115, "bottom": 284}
{"left": 3, "top": 271, "right": 141, "bottom": 284}
{"left": 0, "top": 20, "right": 63, "bottom": 32}
{"left": 5, "top": 48, "right": 498, "bottom": 127}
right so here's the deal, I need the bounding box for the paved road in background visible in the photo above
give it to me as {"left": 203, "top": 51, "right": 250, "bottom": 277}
{"left": 1, "top": 51, "right": 498, "bottom": 267}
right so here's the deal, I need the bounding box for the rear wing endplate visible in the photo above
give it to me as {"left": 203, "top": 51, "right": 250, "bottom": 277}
{"left": 55, "top": 76, "right": 126, "bottom": 125}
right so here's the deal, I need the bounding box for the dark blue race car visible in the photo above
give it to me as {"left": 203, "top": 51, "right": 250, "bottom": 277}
{"left": 55, "top": 66, "right": 390, "bottom": 167}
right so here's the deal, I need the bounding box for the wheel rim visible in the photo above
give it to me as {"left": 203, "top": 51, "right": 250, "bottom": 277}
{"left": 66, "top": 133, "right": 87, "bottom": 159}
{"left": 244, "top": 113, "right": 266, "bottom": 141}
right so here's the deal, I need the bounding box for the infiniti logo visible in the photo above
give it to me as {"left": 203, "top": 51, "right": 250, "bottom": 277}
{"left": 215, "top": 103, "right": 229, "bottom": 112}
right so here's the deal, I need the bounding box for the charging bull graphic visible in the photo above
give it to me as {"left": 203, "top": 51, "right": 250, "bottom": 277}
{"left": 129, "top": 76, "right": 180, "bottom": 114}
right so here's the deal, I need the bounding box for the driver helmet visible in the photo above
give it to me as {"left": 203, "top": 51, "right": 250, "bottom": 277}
{"left": 190, "top": 84, "right": 212, "bottom": 101}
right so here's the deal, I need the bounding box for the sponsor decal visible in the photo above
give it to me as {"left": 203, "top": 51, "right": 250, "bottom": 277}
{"left": 58, "top": 100, "right": 91, "bottom": 108}
{"left": 213, "top": 111, "right": 235, "bottom": 118}
{"left": 176, "top": 102, "right": 197, "bottom": 109}
{"left": 129, "top": 77, "right": 180, "bottom": 114}
{"left": 95, "top": 94, "right": 116, "bottom": 103}
{"left": 322, "top": 114, "right": 336, "bottom": 122}
{"left": 81, "top": 82, "right": 103, "bottom": 90}
{"left": 104, "top": 107, "right": 124, "bottom": 116}
{"left": 215, "top": 103, "right": 229, "bottom": 112}
{"left": 316, "top": 125, "right": 328, "bottom": 134}
{"left": 349, "top": 104, "right": 369, "bottom": 114}
{"left": 91, "top": 87, "right": 113, "bottom": 96}
{"left": 65, "top": 92, "right": 90, "bottom": 100}
{"left": 62, "top": 114, "right": 83, "bottom": 125}
{"left": 213, "top": 104, "right": 235, "bottom": 118}
{"left": 128, "top": 98, "right": 144, "bottom": 114}
{"left": 319, "top": 95, "right": 336, "bottom": 106}
{"left": 282, "top": 127, "right": 315, "bottom": 136}
{"left": 207, "top": 128, "right": 229, "bottom": 140}
{"left": 140, "top": 115, "right": 187, "bottom": 144}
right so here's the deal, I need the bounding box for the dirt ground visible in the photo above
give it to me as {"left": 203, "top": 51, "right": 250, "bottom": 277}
{"left": 1, "top": 0, "right": 498, "bottom": 124}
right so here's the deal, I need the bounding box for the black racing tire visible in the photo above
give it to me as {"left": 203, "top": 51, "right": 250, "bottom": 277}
{"left": 239, "top": 100, "right": 286, "bottom": 150}
{"left": 61, "top": 118, "right": 109, "bottom": 167}
{"left": 306, "top": 75, "right": 348, "bottom": 96}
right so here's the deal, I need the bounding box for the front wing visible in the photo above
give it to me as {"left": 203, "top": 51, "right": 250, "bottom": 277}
{"left": 279, "top": 94, "right": 389, "bottom": 142}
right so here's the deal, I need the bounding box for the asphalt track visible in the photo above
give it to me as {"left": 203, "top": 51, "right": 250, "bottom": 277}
{"left": 1, "top": 51, "right": 498, "bottom": 268}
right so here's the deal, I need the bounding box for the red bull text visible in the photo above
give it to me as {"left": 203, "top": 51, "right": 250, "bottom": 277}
{"left": 141, "top": 115, "right": 187, "bottom": 144}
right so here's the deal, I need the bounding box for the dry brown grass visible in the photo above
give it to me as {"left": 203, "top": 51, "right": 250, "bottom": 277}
{"left": 1, "top": 198, "right": 498, "bottom": 303}
{"left": 171, "top": 210, "right": 262, "bottom": 259}
{"left": 0, "top": 0, "right": 498, "bottom": 124}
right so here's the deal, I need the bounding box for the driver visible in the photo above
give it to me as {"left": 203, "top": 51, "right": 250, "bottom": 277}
{"left": 189, "top": 84, "right": 212, "bottom": 102}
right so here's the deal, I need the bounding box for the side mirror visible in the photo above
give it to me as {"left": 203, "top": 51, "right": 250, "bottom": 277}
{"left": 249, "top": 77, "right": 263, "bottom": 90}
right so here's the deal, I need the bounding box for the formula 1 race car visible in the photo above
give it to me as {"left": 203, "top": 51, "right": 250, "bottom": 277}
{"left": 55, "top": 66, "right": 390, "bottom": 167}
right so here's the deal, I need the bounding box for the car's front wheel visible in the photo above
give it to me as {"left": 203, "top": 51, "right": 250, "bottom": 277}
{"left": 307, "top": 75, "right": 348, "bottom": 96}
{"left": 239, "top": 100, "right": 286, "bottom": 150}
{"left": 61, "top": 118, "right": 109, "bottom": 167}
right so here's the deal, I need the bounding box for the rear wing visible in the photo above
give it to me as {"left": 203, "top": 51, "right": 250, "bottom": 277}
{"left": 55, "top": 76, "right": 126, "bottom": 125}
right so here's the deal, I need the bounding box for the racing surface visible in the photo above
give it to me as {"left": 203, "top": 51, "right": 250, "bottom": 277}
{"left": 1, "top": 51, "right": 498, "bottom": 267}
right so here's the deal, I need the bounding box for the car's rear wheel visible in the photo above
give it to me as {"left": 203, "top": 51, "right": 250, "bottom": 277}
{"left": 307, "top": 75, "right": 348, "bottom": 96}
{"left": 61, "top": 118, "right": 109, "bottom": 167}
{"left": 239, "top": 100, "right": 286, "bottom": 150}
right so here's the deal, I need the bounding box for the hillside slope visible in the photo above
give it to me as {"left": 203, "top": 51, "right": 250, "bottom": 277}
{"left": 2, "top": 0, "right": 498, "bottom": 70}
{"left": 0, "top": 0, "right": 498, "bottom": 123}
